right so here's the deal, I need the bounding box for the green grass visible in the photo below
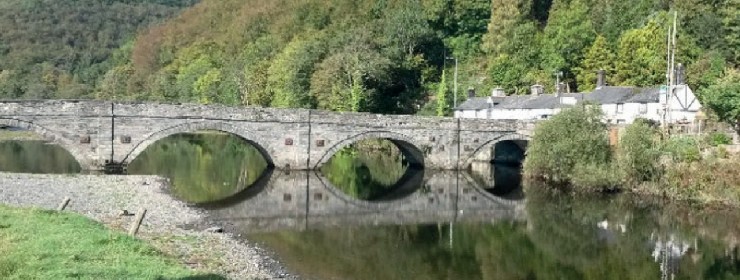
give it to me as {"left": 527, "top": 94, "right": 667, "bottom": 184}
{"left": 0, "top": 205, "right": 224, "bottom": 280}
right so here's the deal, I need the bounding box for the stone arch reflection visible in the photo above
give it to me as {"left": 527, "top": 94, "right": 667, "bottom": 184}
{"left": 469, "top": 162, "right": 524, "bottom": 200}
{"left": 318, "top": 135, "right": 424, "bottom": 202}
{"left": 126, "top": 131, "right": 273, "bottom": 204}
{"left": 0, "top": 124, "right": 82, "bottom": 174}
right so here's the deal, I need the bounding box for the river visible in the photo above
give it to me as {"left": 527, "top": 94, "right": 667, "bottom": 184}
{"left": 1, "top": 132, "right": 738, "bottom": 279}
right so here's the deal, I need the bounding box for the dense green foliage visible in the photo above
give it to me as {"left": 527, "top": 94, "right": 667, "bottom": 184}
{"left": 1, "top": 0, "right": 736, "bottom": 117}
{"left": 617, "top": 119, "right": 662, "bottom": 182}
{"left": 700, "top": 68, "right": 740, "bottom": 134}
{"left": 0, "top": 0, "right": 195, "bottom": 99}
{"left": 0, "top": 205, "right": 219, "bottom": 279}
{"left": 523, "top": 106, "right": 611, "bottom": 183}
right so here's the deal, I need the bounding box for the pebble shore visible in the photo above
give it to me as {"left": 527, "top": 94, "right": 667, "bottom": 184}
{"left": 0, "top": 172, "right": 297, "bottom": 280}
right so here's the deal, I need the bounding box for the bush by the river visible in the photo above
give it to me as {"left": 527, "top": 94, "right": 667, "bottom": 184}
{"left": 523, "top": 105, "right": 611, "bottom": 185}
{"left": 524, "top": 107, "right": 740, "bottom": 206}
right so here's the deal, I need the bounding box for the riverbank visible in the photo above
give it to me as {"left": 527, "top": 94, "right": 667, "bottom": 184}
{"left": 0, "top": 172, "right": 295, "bottom": 279}
{"left": 0, "top": 205, "right": 212, "bottom": 279}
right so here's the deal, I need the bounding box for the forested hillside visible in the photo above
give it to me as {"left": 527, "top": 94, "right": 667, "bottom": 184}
{"left": 0, "top": 0, "right": 197, "bottom": 99}
{"left": 1, "top": 0, "right": 737, "bottom": 115}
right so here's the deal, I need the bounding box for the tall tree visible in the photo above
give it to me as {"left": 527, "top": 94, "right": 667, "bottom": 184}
{"left": 614, "top": 18, "right": 667, "bottom": 87}
{"left": 701, "top": 68, "right": 740, "bottom": 135}
{"left": 575, "top": 35, "right": 615, "bottom": 91}
{"left": 268, "top": 33, "right": 327, "bottom": 108}
{"left": 487, "top": 21, "right": 543, "bottom": 94}
{"left": 590, "top": 0, "right": 662, "bottom": 42}
{"left": 436, "top": 70, "right": 450, "bottom": 116}
{"left": 722, "top": 0, "right": 740, "bottom": 65}
{"left": 541, "top": 0, "right": 595, "bottom": 90}
{"left": 481, "top": 0, "right": 532, "bottom": 57}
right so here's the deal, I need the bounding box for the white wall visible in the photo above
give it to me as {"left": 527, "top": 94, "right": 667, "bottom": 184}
{"left": 456, "top": 86, "right": 702, "bottom": 125}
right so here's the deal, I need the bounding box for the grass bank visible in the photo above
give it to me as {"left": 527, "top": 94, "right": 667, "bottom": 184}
{"left": 0, "top": 205, "right": 223, "bottom": 279}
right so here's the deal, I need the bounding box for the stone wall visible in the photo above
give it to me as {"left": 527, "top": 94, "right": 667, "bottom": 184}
{"left": 0, "top": 100, "right": 535, "bottom": 170}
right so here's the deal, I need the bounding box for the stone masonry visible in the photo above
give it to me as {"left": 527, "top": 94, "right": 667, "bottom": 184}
{"left": 0, "top": 100, "right": 534, "bottom": 171}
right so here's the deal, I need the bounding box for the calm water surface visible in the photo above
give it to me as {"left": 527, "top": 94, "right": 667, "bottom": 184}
{"left": 1, "top": 133, "right": 738, "bottom": 280}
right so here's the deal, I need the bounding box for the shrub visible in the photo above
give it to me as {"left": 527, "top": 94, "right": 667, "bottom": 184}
{"left": 569, "top": 162, "right": 624, "bottom": 192}
{"left": 706, "top": 132, "right": 732, "bottom": 146}
{"left": 661, "top": 136, "right": 701, "bottom": 162}
{"left": 617, "top": 119, "right": 662, "bottom": 182}
{"left": 524, "top": 106, "right": 611, "bottom": 183}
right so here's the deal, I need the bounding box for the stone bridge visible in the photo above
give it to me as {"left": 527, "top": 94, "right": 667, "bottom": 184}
{"left": 202, "top": 171, "right": 526, "bottom": 233}
{"left": 0, "top": 100, "right": 534, "bottom": 171}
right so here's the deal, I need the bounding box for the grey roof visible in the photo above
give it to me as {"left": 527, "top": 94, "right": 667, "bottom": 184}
{"left": 454, "top": 95, "right": 570, "bottom": 110}
{"left": 454, "top": 86, "right": 663, "bottom": 111}
{"left": 582, "top": 86, "right": 662, "bottom": 104}
{"left": 454, "top": 97, "right": 490, "bottom": 110}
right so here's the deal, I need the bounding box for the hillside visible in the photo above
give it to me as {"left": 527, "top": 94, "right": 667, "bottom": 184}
{"left": 1, "top": 0, "right": 737, "bottom": 115}
{"left": 0, "top": 0, "right": 197, "bottom": 99}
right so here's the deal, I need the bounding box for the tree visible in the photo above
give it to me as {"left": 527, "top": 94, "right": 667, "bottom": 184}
{"left": 524, "top": 105, "right": 611, "bottom": 183}
{"left": 590, "top": 0, "right": 661, "bottom": 42}
{"left": 268, "top": 33, "right": 327, "bottom": 108}
{"left": 541, "top": 0, "right": 595, "bottom": 90}
{"left": 436, "top": 70, "right": 450, "bottom": 116}
{"left": 487, "top": 21, "right": 542, "bottom": 94}
{"left": 310, "top": 31, "right": 392, "bottom": 112}
{"left": 614, "top": 18, "right": 667, "bottom": 87}
{"left": 722, "top": 0, "right": 740, "bottom": 65}
{"left": 687, "top": 51, "right": 726, "bottom": 92}
{"left": 481, "top": 0, "right": 531, "bottom": 56}
{"left": 701, "top": 68, "right": 740, "bottom": 135}
{"left": 575, "top": 35, "right": 615, "bottom": 91}
{"left": 618, "top": 119, "right": 662, "bottom": 183}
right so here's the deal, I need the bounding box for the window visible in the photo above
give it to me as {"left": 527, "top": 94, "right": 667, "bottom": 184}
{"left": 616, "top": 103, "right": 624, "bottom": 113}
{"left": 639, "top": 103, "right": 648, "bottom": 114}
{"left": 616, "top": 119, "right": 626, "bottom": 124}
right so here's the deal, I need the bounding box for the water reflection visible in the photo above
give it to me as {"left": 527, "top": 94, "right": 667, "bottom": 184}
{"left": 0, "top": 140, "right": 81, "bottom": 173}
{"left": 127, "top": 132, "right": 270, "bottom": 203}
{"left": 202, "top": 170, "right": 739, "bottom": 280}
{"left": 320, "top": 140, "right": 412, "bottom": 201}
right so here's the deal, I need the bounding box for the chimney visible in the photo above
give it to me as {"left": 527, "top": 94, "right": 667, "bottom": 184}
{"left": 556, "top": 83, "right": 566, "bottom": 96}
{"left": 467, "top": 87, "right": 476, "bottom": 98}
{"left": 676, "top": 63, "right": 685, "bottom": 85}
{"left": 596, "top": 70, "right": 606, "bottom": 88}
{"left": 491, "top": 87, "right": 505, "bottom": 97}
{"left": 530, "top": 84, "right": 543, "bottom": 96}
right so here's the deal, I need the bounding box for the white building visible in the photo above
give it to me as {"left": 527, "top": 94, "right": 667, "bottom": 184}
{"left": 454, "top": 71, "right": 702, "bottom": 125}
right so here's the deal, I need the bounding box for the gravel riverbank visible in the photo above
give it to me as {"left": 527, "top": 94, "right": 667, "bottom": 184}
{"left": 0, "top": 172, "right": 297, "bottom": 280}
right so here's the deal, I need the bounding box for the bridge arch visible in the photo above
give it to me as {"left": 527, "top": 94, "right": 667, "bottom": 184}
{"left": 462, "top": 133, "right": 530, "bottom": 168}
{"left": 0, "top": 117, "right": 87, "bottom": 169}
{"left": 121, "top": 121, "right": 274, "bottom": 167}
{"left": 312, "top": 131, "right": 425, "bottom": 170}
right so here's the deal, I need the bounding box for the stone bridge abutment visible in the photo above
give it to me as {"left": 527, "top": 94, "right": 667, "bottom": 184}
{"left": 0, "top": 100, "right": 535, "bottom": 171}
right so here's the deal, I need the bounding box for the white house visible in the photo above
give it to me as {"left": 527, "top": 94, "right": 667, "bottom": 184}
{"left": 454, "top": 71, "right": 702, "bottom": 125}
